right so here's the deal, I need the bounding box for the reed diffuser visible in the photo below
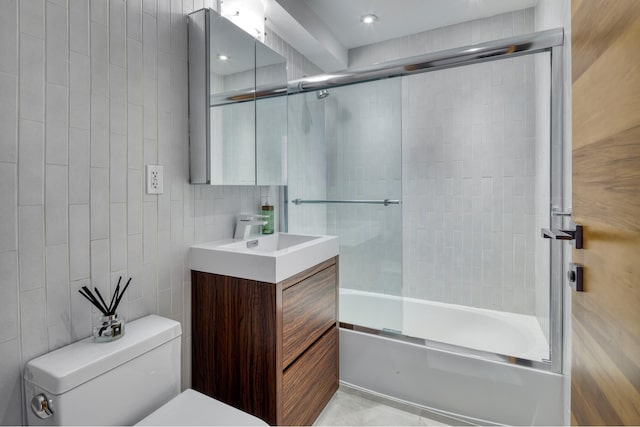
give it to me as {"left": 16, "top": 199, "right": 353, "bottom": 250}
{"left": 78, "top": 277, "right": 132, "bottom": 342}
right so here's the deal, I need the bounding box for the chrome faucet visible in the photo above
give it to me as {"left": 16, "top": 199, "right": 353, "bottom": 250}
{"left": 234, "top": 214, "right": 268, "bottom": 240}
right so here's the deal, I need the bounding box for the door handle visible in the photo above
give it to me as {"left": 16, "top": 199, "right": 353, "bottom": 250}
{"left": 541, "top": 223, "right": 583, "bottom": 249}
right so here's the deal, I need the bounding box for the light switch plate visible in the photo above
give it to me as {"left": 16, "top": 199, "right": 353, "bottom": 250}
{"left": 146, "top": 165, "right": 164, "bottom": 194}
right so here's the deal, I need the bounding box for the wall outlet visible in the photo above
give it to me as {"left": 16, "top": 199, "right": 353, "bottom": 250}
{"left": 146, "top": 165, "right": 164, "bottom": 194}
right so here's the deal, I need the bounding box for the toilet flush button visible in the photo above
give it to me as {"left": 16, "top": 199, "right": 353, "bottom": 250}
{"left": 31, "top": 394, "right": 54, "bottom": 419}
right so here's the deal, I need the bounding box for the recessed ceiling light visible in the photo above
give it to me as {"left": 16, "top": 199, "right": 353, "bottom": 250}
{"left": 361, "top": 14, "right": 377, "bottom": 24}
{"left": 217, "top": 54, "right": 229, "bottom": 61}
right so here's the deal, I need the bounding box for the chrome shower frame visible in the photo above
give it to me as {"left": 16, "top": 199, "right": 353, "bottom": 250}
{"left": 283, "top": 28, "right": 566, "bottom": 374}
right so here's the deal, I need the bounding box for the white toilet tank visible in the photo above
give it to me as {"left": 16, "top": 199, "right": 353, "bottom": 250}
{"left": 24, "top": 315, "right": 182, "bottom": 426}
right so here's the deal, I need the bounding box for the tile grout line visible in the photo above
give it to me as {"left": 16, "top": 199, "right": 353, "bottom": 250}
{"left": 87, "top": 0, "right": 94, "bottom": 333}
{"left": 64, "top": 0, "right": 73, "bottom": 346}
{"left": 15, "top": 0, "right": 25, "bottom": 423}
{"left": 43, "top": 0, "right": 50, "bottom": 353}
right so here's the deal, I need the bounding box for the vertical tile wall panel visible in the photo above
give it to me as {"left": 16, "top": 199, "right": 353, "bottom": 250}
{"left": 128, "top": 169, "right": 144, "bottom": 235}
{"left": 68, "top": 51, "right": 90, "bottom": 130}
{"left": 0, "top": 73, "right": 18, "bottom": 163}
{"left": 18, "top": 206, "right": 45, "bottom": 292}
{"left": 127, "top": 233, "right": 144, "bottom": 304}
{"left": 69, "top": 204, "right": 90, "bottom": 280}
{"left": 68, "top": 128, "right": 90, "bottom": 204}
{"left": 0, "top": 164, "right": 17, "bottom": 252}
{"left": 46, "top": 1, "right": 68, "bottom": 87}
{"left": 109, "top": 0, "right": 127, "bottom": 68}
{"left": 20, "top": 288, "right": 48, "bottom": 363}
{"left": 0, "top": 0, "right": 18, "bottom": 75}
{"left": 90, "top": 167, "right": 109, "bottom": 239}
{"left": 110, "top": 133, "right": 127, "bottom": 203}
{"left": 128, "top": 0, "right": 143, "bottom": 41}
{"left": 0, "top": 338, "right": 23, "bottom": 425}
{"left": 90, "top": 0, "right": 108, "bottom": 25}
{"left": 110, "top": 203, "right": 128, "bottom": 272}
{"left": 45, "top": 164, "right": 68, "bottom": 246}
{"left": 45, "top": 244, "right": 70, "bottom": 328}
{"left": 45, "top": 83, "right": 69, "bottom": 166}
{"left": 127, "top": 103, "right": 144, "bottom": 168}
{"left": 127, "top": 40, "right": 144, "bottom": 106}
{"left": 18, "top": 119, "right": 44, "bottom": 205}
{"left": 90, "top": 238, "right": 111, "bottom": 295}
{"left": 0, "top": 251, "right": 19, "bottom": 343}
{"left": 69, "top": 279, "right": 92, "bottom": 341}
{"left": 69, "top": 0, "right": 89, "bottom": 55}
{"left": 19, "top": 1, "right": 44, "bottom": 43}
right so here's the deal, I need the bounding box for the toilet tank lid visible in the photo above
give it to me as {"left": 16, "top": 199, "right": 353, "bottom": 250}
{"left": 24, "top": 315, "right": 182, "bottom": 395}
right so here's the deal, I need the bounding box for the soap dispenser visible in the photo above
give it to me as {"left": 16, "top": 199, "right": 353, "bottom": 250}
{"left": 261, "top": 198, "right": 274, "bottom": 235}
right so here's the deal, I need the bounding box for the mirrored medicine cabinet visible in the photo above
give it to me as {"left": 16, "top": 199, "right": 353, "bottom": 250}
{"left": 188, "top": 8, "right": 287, "bottom": 186}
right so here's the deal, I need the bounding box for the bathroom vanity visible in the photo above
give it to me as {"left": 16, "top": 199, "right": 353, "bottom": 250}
{"left": 190, "top": 234, "right": 339, "bottom": 426}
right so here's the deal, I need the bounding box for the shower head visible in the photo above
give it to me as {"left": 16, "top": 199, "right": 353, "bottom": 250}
{"left": 316, "top": 89, "right": 329, "bottom": 100}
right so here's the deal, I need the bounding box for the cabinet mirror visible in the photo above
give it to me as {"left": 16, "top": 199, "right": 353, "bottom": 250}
{"left": 188, "top": 8, "right": 287, "bottom": 186}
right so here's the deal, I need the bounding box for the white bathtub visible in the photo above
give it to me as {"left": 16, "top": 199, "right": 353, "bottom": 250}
{"left": 338, "top": 288, "right": 564, "bottom": 425}
{"left": 339, "top": 289, "right": 549, "bottom": 361}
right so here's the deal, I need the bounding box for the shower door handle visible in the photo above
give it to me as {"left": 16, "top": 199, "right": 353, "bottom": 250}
{"left": 541, "top": 222, "right": 583, "bottom": 249}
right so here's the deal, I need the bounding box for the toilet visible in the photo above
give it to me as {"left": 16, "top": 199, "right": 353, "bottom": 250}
{"left": 23, "top": 315, "right": 267, "bottom": 426}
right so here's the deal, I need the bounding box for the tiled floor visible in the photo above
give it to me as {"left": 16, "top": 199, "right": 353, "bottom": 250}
{"left": 313, "top": 390, "right": 451, "bottom": 426}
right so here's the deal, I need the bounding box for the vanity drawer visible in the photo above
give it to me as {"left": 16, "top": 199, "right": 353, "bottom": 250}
{"left": 282, "top": 327, "right": 338, "bottom": 426}
{"left": 282, "top": 264, "right": 337, "bottom": 368}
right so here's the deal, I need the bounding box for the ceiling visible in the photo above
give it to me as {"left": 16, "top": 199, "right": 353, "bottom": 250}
{"left": 302, "top": 0, "right": 538, "bottom": 49}
{"left": 266, "top": 0, "right": 538, "bottom": 72}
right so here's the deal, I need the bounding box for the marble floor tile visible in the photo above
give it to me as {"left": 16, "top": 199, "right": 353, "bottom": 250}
{"left": 314, "top": 390, "right": 451, "bottom": 426}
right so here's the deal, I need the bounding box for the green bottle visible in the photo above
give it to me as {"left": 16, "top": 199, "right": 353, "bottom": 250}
{"left": 261, "top": 198, "right": 274, "bottom": 235}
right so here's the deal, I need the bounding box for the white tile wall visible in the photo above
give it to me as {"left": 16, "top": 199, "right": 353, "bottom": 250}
{"left": 0, "top": 1, "right": 314, "bottom": 424}
{"left": 403, "top": 54, "right": 538, "bottom": 313}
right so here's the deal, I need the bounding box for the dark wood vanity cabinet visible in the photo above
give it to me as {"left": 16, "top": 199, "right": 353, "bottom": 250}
{"left": 191, "top": 257, "right": 339, "bottom": 426}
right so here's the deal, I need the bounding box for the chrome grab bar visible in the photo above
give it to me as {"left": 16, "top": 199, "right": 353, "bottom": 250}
{"left": 291, "top": 199, "right": 401, "bottom": 206}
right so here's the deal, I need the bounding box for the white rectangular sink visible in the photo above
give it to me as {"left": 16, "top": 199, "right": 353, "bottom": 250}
{"left": 190, "top": 233, "right": 339, "bottom": 283}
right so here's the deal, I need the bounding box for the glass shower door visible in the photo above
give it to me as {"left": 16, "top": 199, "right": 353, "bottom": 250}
{"left": 399, "top": 51, "right": 554, "bottom": 364}
{"left": 287, "top": 78, "right": 403, "bottom": 333}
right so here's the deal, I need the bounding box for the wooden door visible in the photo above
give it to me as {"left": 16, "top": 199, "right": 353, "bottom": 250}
{"left": 571, "top": 0, "right": 640, "bottom": 424}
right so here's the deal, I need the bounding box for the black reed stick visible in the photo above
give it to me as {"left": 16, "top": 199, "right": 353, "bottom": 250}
{"left": 111, "top": 277, "right": 132, "bottom": 315}
{"left": 94, "top": 287, "right": 110, "bottom": 314}
{"left": 107, "top": 277, "right": 122, "bottom": 314}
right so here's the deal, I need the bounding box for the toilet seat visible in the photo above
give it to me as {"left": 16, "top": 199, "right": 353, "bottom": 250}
{"left": 136, "top": 389, "right": 268, "bottom": 426}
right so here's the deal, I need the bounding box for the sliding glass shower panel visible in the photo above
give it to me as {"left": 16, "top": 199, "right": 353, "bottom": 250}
{"left": 288, "top": 78, "right": 403, "bottom": 333}
{"left": 401, "top": 51, "right": 552, "bottom": 362}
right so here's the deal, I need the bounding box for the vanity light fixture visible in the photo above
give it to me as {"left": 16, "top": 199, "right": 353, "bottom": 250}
{"left": 217, "top": 53, "right": 230, "bottom": 61}
{"left": 361, "top": 14, "right": 378, "bottom": 24}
